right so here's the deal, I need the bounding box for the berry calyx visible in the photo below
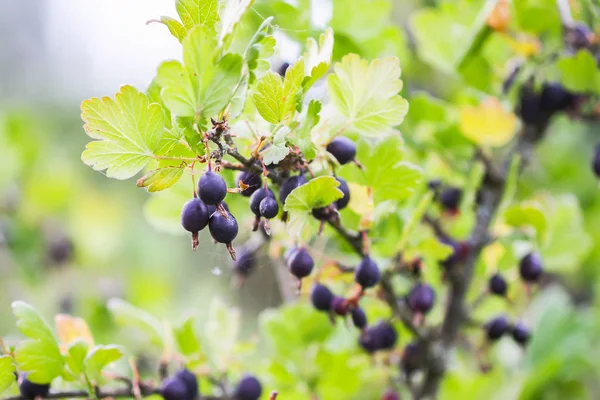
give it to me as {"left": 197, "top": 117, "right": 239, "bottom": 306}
{"left": 160, "top": 377, "right": 191, "bottom": 400}
{"left": 326, "top": 136, "right": 357, "bottom": 165}
{"left": 335, "top": 177, "right": 351, "bottom": 210}
{"left": 207, "top": 201, "right": 229, "bottom": 217}
{"left": 488, "top": 273, "right": 508, "bottom": 297}
{"left": 355, "top": 256, "right": 381, "bottom": 288}
{"left": 311, "top": 284, "right": 334, "bottom": 311}
{"left": 198, "top": 171, "right": 228, "bottom": 205}
{"left": 439, "top": 187, "right": 462, "bottom": 213}
{"left": 279, "top": 175, "right": 307, "bottom": 205}
{"left": 485, "top": 316, "right": 509, "bottom": 341}
{"left": 233, "top": 374, "right": 262, "bottom": 400}
{"left": 259, "top": 196, "right": 279, "bottom": 219}
{"left": 519, "top": 252, "right": 543, "bottom": 282}
{"left": 511, "top": 322, "right": 530, "bottom": 346}
{"left": 19, "top": 375, "right": 50, "bottom": 400}
{"left": 236, "top": 171, "right": 262, "bottom": 197}
{"left": 351, "top": 307, "right": 368, "bottom": 329}
{"left": 181, "top": 198, "right": 209, "bottom": 250}
{"left": 287, "top": 248, "right": 314, "bottom": 279}
{"left": 407, "top": 283, "right": 435, "bottom": 314}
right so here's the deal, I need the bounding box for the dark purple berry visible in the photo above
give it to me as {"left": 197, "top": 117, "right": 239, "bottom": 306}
{"left": 198, "top": 171, "right": 228, "bottom": 205}
{"left": 19, "top": 376, "right": 50, "bottom": 400}
{"left": 439, "top": 238, "right": 468, "bottom": 268}
{"left": 47, "top": 236, "right": 74, "bottom": 265}
{"left": 355, "top": 256, "right": 381, "bottom": 288}
{"left": 512, "top": 322, "right": 530, "bottom": 346}
{"left": 407, "top": 283, "right": 435, "bottom": 314}
{"left": 374, "top": 321, "right": 398, "bottom": 350}
{"left": 359, "top": 331, "right": 380, "bottom": 353}
{"left": 592, "top": 143, "right": 600, "bottom": 178}
{"left": 236, "top": 171, "right": 262, "bottom": 197}
{"left": 485, "top": 316, "right": 509, "bottom": 341}
{"left": 351, "top": 307, "right": 368, "bottom": 329}
{"left": 332, "top": 296, "right": 349, "bottom": 316}
{"left": 311, "top": 284, "right": 334, "bottom": 311}
{"left": 519, "top": 252, "right": 543, "bottom": 282}
{"left": 287, "top": 248, "right": 314, "bottom": 279}
{"left": 279, "top": 175, "right": 307, "bottom": 205}
{"left": 181, "top": 198, "right": 209, "bottom": 233}
{"left": 277, "top": 62, "right": 290, "bottom": 77}
{"left": 335, "top": 177, "right": 351, "bottom": 210}
{"left": 174, "top": 369, "right": 199, "bottom": 398}
{"left": 540, "top": 82, "right": 574, "bottom": 112}
{"left": 259, "top": 196, "right": 279, "bottom": 219}
{"left": 489, "top": 273, "right": 508, "bottom": 297}
{"left": 401, "top": 342, "right": 421, "bottom": 377}
{"left": 233, "top": 374, "right": 262, "bottom": 400}
{"left": 234, "top": 248, "right": 256, "bottom": 277}
{"left": 382, "top": 389, "right": 400, "bottom": 400}
{"left": 208, "top": 212, "right": 238, "bottom": 244}
{"left": 427, "top": 179, "right": 442, "bottom": 191}
{"left": 326, "top": 136, "right": 356, "bottom": 165}
{"left": 161, "top": 377, "right": 191, "bottom": 400}
{"left": 207, "top": 201, "right": 229, "bottom": 217}
{"left": 440, "top": 187, "right": 462, "bottom": 211}
{"left": 518, "top": 86, "right": 542, "bottom": 125}
{"left": 312, "top": 206, "right": 335, "bottom": 221}
{"left": 250, "top": 188, "right": 274, "bottom": 217}
{"left": 568, "top": 22, "right": 593, "bottom": 49}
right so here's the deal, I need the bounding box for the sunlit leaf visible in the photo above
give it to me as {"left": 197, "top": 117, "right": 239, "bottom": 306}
{"left": 84, "top": 345, "right": 124, "bottom": 381}
{"left": 107, "top": 299, "right": 165, "bottom": 348}
{"left": 0, "top": 356, "right": 16, "bottom": 395}
{"left": 459, "top": 98, "right": 518, "bottom": 148}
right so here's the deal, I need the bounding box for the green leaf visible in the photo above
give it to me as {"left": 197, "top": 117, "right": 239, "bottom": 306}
{"left": 201, "top": 53, "right": 244, "bottom": 119}
{"left": 504, "top": 202, "right": 547, "bottom": 238}
{"left": 285, "top": 176, "right": 344, "bottom": 212}
{"left": 65, "top": 340, "right": 88, "bottom": 376}
{"left": 557, "top": 50, "right": 600, "bottom": 94}
{"left": 174, "top": 315, "right": 202, "bottom": 356}
{"left": 81, "top": 85, "right": 165, "bottom": 180}
{"left": 136, "top": 167, "right": 185, "bottom": 192}
{"left": 261, "top": 128, "right": 290, "bottom": 165}
{"left": 12, "top": 301, "right": 64, "bottom": 384}
{"left": 203, "top": 299, "right": 240, "bottom": 370}
{"left": 302, "top": 28, "right": 334, "bottom": 91}
{"left": 176, "top": 0, "right": 219, "bottom": 32}
{"left": 289, "top": 100, "right": 321, "bottom": 160}
{"left": 327, "top": 55, "right": 408, "bottom": 136}
{"left": 84, "top": 345, "right": 124, "bottom": 381}
{"left": 411, "top": 8, "right": 462, "bottom": 73}
{"left": 253, "top": 72, "right": 284, "bottom": 124}
{"left": 282, "top": 59, "right": 306, "bottom": 120}
{"left": 218, "top": 0, "right": 255, "bottom": 47}
{"left": 0, "top": 356, "right": 16, "bottom": 395}
{"left": 107, "top": 299, "right": 165, "bottom": 348}
{"left": 245, "top": 18, "right": 276, "bottom": 84}
{"left": 514, "top": 0, "right": 560, "bottom": 35}
{"left": 156, "top": 17, "right": 187, "bottom": 42}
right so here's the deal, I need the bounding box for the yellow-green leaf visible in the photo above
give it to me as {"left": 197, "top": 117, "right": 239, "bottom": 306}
{"left": 137, "top": 167, "right": 185, "bottom": 192}
{"left": 459, "top": 97, "right": 517, "bottom": 148}
{"left": 0, "top": 356, "right": 16, "bottom": 395}
{"left": 84, "top": 345, "right": 124, "bottom": 381}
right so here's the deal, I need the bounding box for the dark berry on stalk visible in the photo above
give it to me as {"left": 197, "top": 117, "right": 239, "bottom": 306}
{"left": 233, "top": 374, "right": 262, "bottom": 400}
{"left": 512, "top": 322, "right": 530, "bottom": 346}
{"left": 569, "top": 22, "right": 593, "bottom": 49}
{"left": 311, "top": 284, "right": 334, "bottom": 311}
{"left": 259, "top": 196, "right": 279, "bottom": 219}
{"left": 279, "top": 175, "right": 307, "bottom": 205}
{"left": 312, "top": 206, "right": 334, "bottom": 221}
{"left": 351, "top": 307, "right": 368, "bottom": 329}
{"left": 236, "top": 171, "right": 262, "bottom": 197}
{"left": 518, "top": 86, "right": 542, "bottom": 125}
{"left": 234, "top": 248, "right": 256, "bottom": 277}
{"left": 277, "top": 62, "right": 290, "bottom": 77}
{"left": 19, "top": 375, "right": 50, "bottom": 400}
{"left": 326, "top": 136, "right": 357, "bottom": 165}
{"left": 374, "top": 321, "right": 398, "bottom": 350}
{"left": 335, "top": 177, "right": 351, "bottom": 210}
{"left": 47, "top": 236, "right": 74, "bottom": 265}
{"left": 401, "top": 342, "right": 421, "bottom": 377}
{"left": 332, "top": 296, "right": 349, "bottom": 316}
{"left": 540, "top": 82, "right": 574, "bottom": 112}
{"left": 592, "top": 143, "right": 600, "bottom": 178}
{"left": 427, "top": 179, "right": 442, "bottom": 191}
{"left": 287, "top": 248, "right": 314, "bottom": 278}
{"left": 198, "top": 171, "right": 228, "bottom": 205}
{"left": 355, "top": 256, "right": 381, "bottom": 288}
{"left": 519, "top": 252, "right": 543, "bottom": 282}
{"left": 359, "top": 331, "right": 380, "bottom": 353}
{"left": 407, "top": 283, "right": 435, "bottom": 314}
{"left": 174, "top": 369, "right": 199, "bottom": 398}
{"left": 181, "top": 198, "right": 209, "bottom": 233}
{"left": 485, "top": 316, "right": 509, "bottom": 341}
{"left": 382, "top": 389, "right": 400, "bottom": 400}
{"left": 489, "top": 273, "right": 508, "bottom": 297}
{"left": 207, "top": 201, "right": 229, "bottom": 217}
{"left": 250, "top": 188, "right": 274, "bottom": 217}
{"left": 209, "top": 212, "right": 238, "bottom": 244}
{"left": 440, "top": 186, "right": 462, "bottom": 211}
{"left": 161, "top": 378, "right": 191, "bottom": 400}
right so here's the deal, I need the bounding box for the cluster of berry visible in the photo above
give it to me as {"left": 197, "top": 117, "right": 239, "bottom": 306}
{"left": 161, "top": 369, "right": 262, "bottom": 400}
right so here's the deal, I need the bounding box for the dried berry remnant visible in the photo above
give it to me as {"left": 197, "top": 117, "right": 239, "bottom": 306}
{"left": 485, "top": 316, "right": 509, "bottom": 341}
{"left": 326, "top": 136, "right": 357, "bottom": 165}
{"left": 355, "top": 256, "right": 381, "bottom": 288}
{"left": 207, "top": 201, "right": 229, "bottom": 217}
{"left": 512, "top": 322, "right": 530, "bottom": 346}
{"left": 351, "top": 307, "right": 368, "bottom": 329}
{"left": 311, "top": 284, "right": 334, "bottom": 311}
{"left": 279, "top": 175, "right": 307, "bottom": 205}
{"left": 488, "top": 273, "right": 508, "bottom": 297}
{"left": 198, "top": 171, "right": 228, "bottom": 205}
{"left": 335, "top": 177, "right": 351, "bottom": 210}
{"left": 209, "top": 212, "right": 238, "bottom": 244}
{"left": 237, "top": 171, "right": 262, "bottom": 197}
{"left": 407, "top": 283, "right": 436, "bottom": 314}
{"left": 234, "top": 248, "right": 256, "bottom": 277}
{"left": 174, "top": 369, "right": 199, "bottom": 398}
{"left": 250, "top": 188, "right": 275, "bottom": 217}
{"left": 382, "top": 389, "right": 400, "bottom": 400}
{"left": 287, "top": 248, "right": 314, "bottom": 279}
{"left": 332, "top": 296, "right": 349, "bottom": 316}
{"left": 439, "top": 186, "right": 462, "bottom": 212}
{"left": 234, "top": 374, "right": 263, "bottom": 400}
{"left": 19, "top": 375, "right": 50, "bottom": 400}
{"left": 259, "top": 196, "right": 279, "bottom": 219}
{"left": 540, "top": 82, "right": 575, "bottom": 113}
{"left": 519, "top": 252, "right": 543, "bottom": 282}
{"left": 592, "top": 143, "right": 600, "bottom": 178}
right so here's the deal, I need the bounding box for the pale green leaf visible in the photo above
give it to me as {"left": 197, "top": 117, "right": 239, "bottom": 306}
{"left": 157, "top": 60, "right": 196, "bottom": 117}
{"left": 157, "top": 17, "right": 186, "bottom": 42}
{"left": 245, "top": 18, "right": 276, "bottom": 83}
{"left": 136, "top": 167, "right": 185, "bottom": 192}
{"left": 290, "top": 100, "right": 321, "bottom": 160}
{"left": 200, "top": 53, "right": 244, "bottom": 118}
{"left": 304, "top": 28, "right": 334, "bottom": 76}
{"left": 84, "top": 345, "right": 124, "bottom": 381}
{"left": 0, "top": 356, "right": 16, "bottom": 395}
{"left": 81, "top": 85, "right": 165, "bottom": 179}
{"left": 253, "top": 72, "right": 284, "bottom": 124}
{"left": 203, "top": 299, "right": 240, "bottom": 370}
{"left": 219, "top": 0, "right": 255, "bottom": 47}
{"left": 284, "top": 176, "right": 343, "bottom": 212}
{"left": 282, "top": 58, "right": 305, "bottom": 121}
{"left": 65, "top": 340, "right": 88, "bottom": 376}
{"left": 261, "top": 128, "right": 290, "bottom": 165}
{"left": 174, "top": 315, "right": 202, "bottom": 356}
{"left": 176, "top": 0, "right": 219, "bottom": 31}
{"left": 504, "top": 202, "right": 547, "bottom": 238}
{"left": 557, "top": 50, "right": 600, "bottom": 94}
{"left": 107, "top": 299, "right": 165, "bottom": 348}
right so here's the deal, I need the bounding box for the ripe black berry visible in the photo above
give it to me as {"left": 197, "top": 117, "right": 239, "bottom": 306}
{"left": 19, "top": 376, "right": 50, "bottom": 400}
{"left": 198, "top": 171, "right": 227, "bottom": 205}
{"left": 259, "top": 196, "right": 279, "bottom": 219}
{"left": 209, "top": 212, "right": 238, "bottom": 244}
{"left": 287, "top": 248, "right": 314, "bottom": 279}
{"left": 382, "top": 389, "right": 400, "bottom": 400}
{"left": 161, "top": 377, "right": 191, "bottom": 400}
{"left": 351, "top": 307, "right": 367, "bottom": 329}
{"left": 540, "top": 82, "right": 574, "bottom": 113}
{"left": 519, "top": 252, "right": 543, "bottom": 282}
{"left": 489, "top": 273, "right": 508, "bottom": 297}
{"left": 332, "top": 296, "right": 349, "bottom": 316}
{"left": 234, "top": 247, "right": 256, "bottom": 277}
{"left": 181, "top": 198, "right": 209, "bottom": 233}
{"left": 311, "top": 284, "right": 333, "bottom": 311}
{"left": 359, "top": 331, "right": 380, "bottom": 353}
{"left": 360, "top": 322, "right": 398, "bottom": 353}
{"left": 250, "top": 188, "right": 275, "bottom": 217}
{"left": 47, "top": 236, "right": 74, "bottom": 265}
{"left": 236, "top": 171, "right": 262, "bottom": 197}
{"left": 518, "top": 86, "right": 542, "bottom": 125}
{"left": 174, "top": 369, "right": 199, "bottom": 398}
{"left": 233, "top": 374, "right": 262, "bottom": 400}
{"left": 277, "top": 62, "right": 290, "bottom": 77}
{"left": 279, "top": 175, "right": 307, "bottom": 205}
{"left": 440, "top": 186, "right": 462, "bottom": 212}
{"left": 326, "top": 136, "right": 357, "bottom": 165}
{"left": 485, "top": 316, "right": 509, "bottom": 341}
{"left": 407, "top": 283, "right": 435, "bottom": 314}
{"left": 592, "top": 143, "right": 600, "bottom": 178}
{"left": 335, "top": 177, "right": 351, "bottom": 210}
{"left": 355, "top": 256, "right": 381, "bottom": 288}
{"left": 401, "top": 342, "right": 420, "bottom": 377}
{"left": 512, "top": 322, "right": 530, "bottom": 346}
{"left": 312, "top": 205, "right": 335, "bottom": 221}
